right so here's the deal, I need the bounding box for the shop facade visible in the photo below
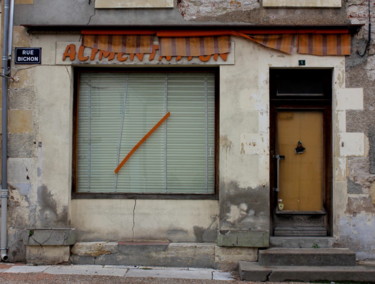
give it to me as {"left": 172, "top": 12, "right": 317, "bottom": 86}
{"left": 2, "top": 0, "right": 375, "bottom": 267}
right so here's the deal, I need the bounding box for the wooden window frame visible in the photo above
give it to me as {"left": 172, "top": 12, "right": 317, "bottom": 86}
{"left": 72, "top": 67, "right": 219, "bottom": 200}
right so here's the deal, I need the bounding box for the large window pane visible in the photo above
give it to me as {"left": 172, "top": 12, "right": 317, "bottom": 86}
{"left": 77, "top": 71, "right": 215, "bottom": 194}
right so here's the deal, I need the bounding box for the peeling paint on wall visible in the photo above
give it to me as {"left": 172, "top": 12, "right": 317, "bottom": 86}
{"left": 37, "top": 185, "right": 68, "bottom": 227}
{"left": 220, "top": 182, "right": 269, "bottom": 231}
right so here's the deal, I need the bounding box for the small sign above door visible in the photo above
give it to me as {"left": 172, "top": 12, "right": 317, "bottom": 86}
{"left": 15, "top": 48, "right": 42, "bottom": 64}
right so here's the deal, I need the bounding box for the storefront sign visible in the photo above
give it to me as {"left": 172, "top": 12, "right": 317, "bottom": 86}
{"left": 15, "top": 48, "right": 42, "bottom": 64}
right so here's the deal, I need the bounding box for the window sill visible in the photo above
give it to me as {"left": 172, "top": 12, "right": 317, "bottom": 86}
{"left": 72, "top": 192, "right": 219, "bottom": 200}
{"left": 95, "top": 0, "right": 174, "bottom": 9}
{"left": 262, "top": 0, "right": 341, "bottom": 8}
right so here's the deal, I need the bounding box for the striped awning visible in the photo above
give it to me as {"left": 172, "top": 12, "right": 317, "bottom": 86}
{"left": 298, "top": 34, "right": 351, "bottom": 56}
{"left": 248, "top": 34, "right": 296, "bottom": 54}
{"left": 82, "top": 34, "right": 154, "bottom": 54}
{"left": 80, "top": 30, "right": 352, "bottom": 60}
{"left": 159, "top": 36, "right": 231, "bottom": 57}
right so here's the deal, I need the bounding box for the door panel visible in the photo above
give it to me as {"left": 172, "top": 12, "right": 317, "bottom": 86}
{"left": 277, "top": 111, "right": 323, "bottom": 211}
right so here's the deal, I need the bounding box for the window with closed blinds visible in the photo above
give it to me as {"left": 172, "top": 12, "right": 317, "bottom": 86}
{"left": 76, "top": 70, "right": 216, "bottom": 194}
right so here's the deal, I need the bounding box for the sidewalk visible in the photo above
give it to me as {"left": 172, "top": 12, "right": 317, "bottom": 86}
{"left": 0, "top": 263, "right": 236, "bottom": 283}
{"left": 0, "top": 263, "right": 307, "bottom": 283}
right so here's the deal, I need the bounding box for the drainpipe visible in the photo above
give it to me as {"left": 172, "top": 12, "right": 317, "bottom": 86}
{"left": 1, "top": 0, "right": 12, "bottom": 262}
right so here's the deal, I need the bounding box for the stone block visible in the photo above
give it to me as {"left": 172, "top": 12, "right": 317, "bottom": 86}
{"left": 9, "top": 110, "right": 33, "bottom": 134}
{"left": 369, "top": 127, "right": 375, "bottom": 174}
{"left": 215, "top": 246, "right": 257, "bottom": 270}
{"left": 71, "top": 242, "right": 118, "bottom": 257}
{"left": 95, "top": 0, "right": 174, "bottom": 8}
{"left": 9, "top": 88, "right": 35, "bottom": 109}
{"left": 217, "top": 230, "right": 269, "bottom": 247}
{"left": 8, "top": 133, "right": 35, "bottom": 158}
{"left": 339, "top": 133, "right": 365, "bottom": 157}
{"left": 262, "top": 0, "right": 341, "bottom": 7}
{"left": 26, "top": 246, "right": 70, "bottom": 265}
{"left": 126, "top": 268, "right": 212, "bottom": 279}
{"left": 44, "top": 265, "right": 126, "bottom": 277}
{"left": 25, "top": 228, "right": 76, "bottom": 246}
{"left": 336, "top": 88, "right": 364, "bottom": 111}
{"left": 259, "top": 248, "right": 356, "bottom": 266}
{"left": 370, "top": 183, "right": 375, "bottom": 204}
{"left": 71, "top": 242, "right": 216, "bottom": 268}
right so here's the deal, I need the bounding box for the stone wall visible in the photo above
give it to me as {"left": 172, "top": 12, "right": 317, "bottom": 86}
{"left": 339, "top": 0, "right": 375, "bottom": 259}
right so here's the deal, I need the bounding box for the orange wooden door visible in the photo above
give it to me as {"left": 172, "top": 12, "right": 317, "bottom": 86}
{"left": 277, "top": 111, "right": 324, "bottom": 211}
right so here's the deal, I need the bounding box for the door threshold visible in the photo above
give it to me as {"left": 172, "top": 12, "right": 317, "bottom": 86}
{"left": 275, "top": 209, "right": 326, "bottom": 215}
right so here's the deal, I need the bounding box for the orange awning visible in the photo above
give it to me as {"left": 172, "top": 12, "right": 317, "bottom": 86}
{"left": 159, "top": 36, "right": 231, "bottom": 57}
{"left": 81, "top": 30, "right": 352, "bottom": 58}
{"left": 298, "top": 34, "right": 351, "bottom": 56}
{"left": 82, "top": 34, "right": 154, "bottom": 54}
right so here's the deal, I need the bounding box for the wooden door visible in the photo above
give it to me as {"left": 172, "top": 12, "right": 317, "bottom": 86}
{"left": 277, "top": 111, "right": 324, "bottom": 212}
{"left": 270, "top": 69, "right": 332, "bottom": 236}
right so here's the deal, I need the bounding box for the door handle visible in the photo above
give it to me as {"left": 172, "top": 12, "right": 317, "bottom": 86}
{"left": 273, "top": 154, "right": 285, "bottom": 192}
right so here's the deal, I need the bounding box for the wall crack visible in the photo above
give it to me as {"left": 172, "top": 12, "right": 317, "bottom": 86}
{"left": 132, "top": 199, "right": 136, "bottom": 240}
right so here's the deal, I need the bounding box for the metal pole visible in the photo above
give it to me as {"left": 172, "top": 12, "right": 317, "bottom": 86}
{"left": 8, "top": 0, "right": 14, "bottom": 58}
{"left": 1, "top": 0, "right": 11, "bottom": 262}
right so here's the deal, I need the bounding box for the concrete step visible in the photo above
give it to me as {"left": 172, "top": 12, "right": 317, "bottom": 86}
{"left": 239, "top": 261, "right": 375, "bottom": 282}
{"left": 274, "top": 226, "right": 327, "bottom": 236}
{"left": 259, "top": 248, "right": 356, "bottom": 266}
{"left": 270, "top": 236, "right": 335, "bottom": 248}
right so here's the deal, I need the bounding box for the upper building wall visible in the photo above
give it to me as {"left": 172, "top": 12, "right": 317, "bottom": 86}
{"left": 14, "top": 0, "right": 349, "bottom": 26}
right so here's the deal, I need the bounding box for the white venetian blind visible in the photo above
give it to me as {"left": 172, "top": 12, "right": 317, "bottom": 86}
{"left": 77, "top": 71, "right": 215, "bottom": 194}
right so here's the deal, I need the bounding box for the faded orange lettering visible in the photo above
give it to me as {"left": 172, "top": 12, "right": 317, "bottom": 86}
{"left": 78, "top": 45, "right": 89, "bottom": 61}
{"left": 90, "top": 48, "right": 99, "bottom": 60}
{"left": 62, "top": 44, "right": 76, "bottom": 61}
{"left": 98, "top": 50, "right": 115, "bottom": 61}
{"left": 116, "top": 52, "right": 128, "bottom": 62}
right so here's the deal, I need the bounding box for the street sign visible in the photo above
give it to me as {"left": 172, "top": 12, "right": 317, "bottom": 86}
{"left": 15, "top": 48, "right": 42, "bottom": 64}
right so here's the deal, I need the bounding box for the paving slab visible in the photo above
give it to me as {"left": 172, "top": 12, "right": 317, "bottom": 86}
{"left": 212, "top": 271, "right": 234, "bottom": 280}
{"left": 44, "top": 265, "right": 127, "bottom": 277}
{"left": 5, "top": 265, "right": 49, "bottom": 273}
{"left": 126, "top": 268, "right": 213, "bottom": 279}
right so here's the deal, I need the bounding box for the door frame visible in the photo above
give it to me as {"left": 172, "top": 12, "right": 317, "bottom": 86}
{"left": 269, "top": 68, "right": 333, "bottom": 236}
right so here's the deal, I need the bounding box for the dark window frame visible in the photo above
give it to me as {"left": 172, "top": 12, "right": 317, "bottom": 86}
{"left": 269, "top": 68, "right": 333, "bottom": 236}
{"left": 72, "top": 67, "right": 219, "bottom": 200}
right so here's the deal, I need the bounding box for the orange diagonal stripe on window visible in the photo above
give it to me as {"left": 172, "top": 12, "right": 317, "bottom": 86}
{"left": 114, "top": 112, "right": 171, "bottom": 174}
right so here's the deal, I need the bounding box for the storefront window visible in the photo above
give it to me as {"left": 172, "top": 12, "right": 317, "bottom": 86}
{"left": 75, "top": 69, "right": 216, "bottom": 194}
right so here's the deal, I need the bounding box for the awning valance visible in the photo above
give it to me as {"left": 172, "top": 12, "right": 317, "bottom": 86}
{"left": 298, "top": 34, "right": 351, "bottom": 56}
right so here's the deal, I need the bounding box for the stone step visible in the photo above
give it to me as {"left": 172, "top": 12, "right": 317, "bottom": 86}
{"left": 259, "top": 248, "right": 356, "bottom": 266}
{"left": 274, "top": 226, "right": 327, "bottom": 236}
{"left": 239, "top": 261, "right": 375, "bottom": 282}
{"left": 270, "top": 236, "right": 335, "bottom": 248}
